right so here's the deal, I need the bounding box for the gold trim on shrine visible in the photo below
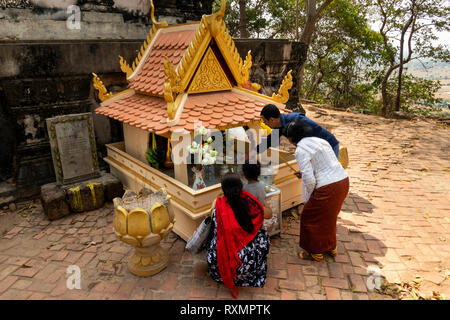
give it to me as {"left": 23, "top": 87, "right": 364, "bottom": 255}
{"left": 187, "top": 47, "right": 233, "bottom": 94}
{"left": 272, "top": 70, "right": 293, "bottom": 104}
{"left": 92, "top": 73, "right": 114, "bottom": 102}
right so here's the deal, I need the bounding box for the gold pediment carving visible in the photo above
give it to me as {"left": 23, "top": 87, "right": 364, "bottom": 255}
{"left": 187, "top": 47, "right": 232, "bottom": 94}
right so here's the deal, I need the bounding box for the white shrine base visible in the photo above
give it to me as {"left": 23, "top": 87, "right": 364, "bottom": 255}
{"left": 104, "top": 142, "right": 302, "bottom": 241}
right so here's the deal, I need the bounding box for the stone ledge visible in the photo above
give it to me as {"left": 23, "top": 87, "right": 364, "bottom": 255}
{"left": 40, "top": 171, "right": 123, "bottom": 220}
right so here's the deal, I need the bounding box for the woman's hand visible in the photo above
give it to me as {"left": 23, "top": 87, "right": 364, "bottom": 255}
{"left": 294, "top": 171, "right": 302, "bottom": 179}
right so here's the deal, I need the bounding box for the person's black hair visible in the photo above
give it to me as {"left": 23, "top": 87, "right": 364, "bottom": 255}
{"left": 221, "top": 172, "right": 254, "bottom": 234}
{"left": 242, "top": 161, "right": 261, "bottom": 181}
{"left": 283, "top": 119, "right": 314, "bottom": 144}
{"left": 260, "top": 104, "right": 281, "bottom": 120}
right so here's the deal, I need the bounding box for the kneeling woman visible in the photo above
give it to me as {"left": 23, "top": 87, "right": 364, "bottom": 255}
{"left": 284, "top": 119, "right": 349, "bottom": 261}
{"left": 206, "top": 173, "right": 270, "bottom": 299}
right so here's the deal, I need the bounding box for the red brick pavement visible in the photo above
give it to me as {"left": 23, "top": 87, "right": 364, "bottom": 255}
{"left": 0, "top": 105, "right": 448, "bottom": 300}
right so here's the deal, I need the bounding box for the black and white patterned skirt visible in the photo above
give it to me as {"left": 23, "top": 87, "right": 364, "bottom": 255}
{"left": 206, "top": 210, "right": 270, "bottom": 287}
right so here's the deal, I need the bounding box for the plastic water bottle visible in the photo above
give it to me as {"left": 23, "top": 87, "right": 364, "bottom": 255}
{"left": 260, "top": 164, "right": 274, "bottom": 186}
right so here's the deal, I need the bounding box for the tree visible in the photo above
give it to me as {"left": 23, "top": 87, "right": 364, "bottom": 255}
{"left": 239, "top": 0, "right": 249, "bottom": 38}
{"left": 296, "top": 0, "right": 335, "bottom": 95}
{"left": 370, "top": 0, "right": 450, "bottom": 116}
{"left": 302, "top": 0, "right": 383, "bottom": 109}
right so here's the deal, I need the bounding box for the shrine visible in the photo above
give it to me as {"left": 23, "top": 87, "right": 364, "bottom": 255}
{"left": 93, "top": 0, "right": 303, "bottom": 240}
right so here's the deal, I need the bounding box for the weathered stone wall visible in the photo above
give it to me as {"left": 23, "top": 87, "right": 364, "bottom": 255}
{"left": 0, "top": 40, "right": 142, "bottom": 198}
{"left": 0, "top": 0, "right": 211, "bottom": 41}
{"left": 0, "top": 1, "right": 214, "bottom": 200}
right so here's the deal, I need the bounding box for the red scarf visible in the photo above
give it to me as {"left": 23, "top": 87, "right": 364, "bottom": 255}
{"left": 215, "top": 190, "right": 264, "bottom": 299}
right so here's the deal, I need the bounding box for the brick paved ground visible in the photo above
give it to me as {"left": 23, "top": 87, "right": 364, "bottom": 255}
{"left": 0, "top": 105, "right": 449, "bottom": 300}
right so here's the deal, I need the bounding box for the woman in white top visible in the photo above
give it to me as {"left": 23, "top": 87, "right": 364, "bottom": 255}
{"left": 284, "top": 119, "right": 349, "bottom": 261}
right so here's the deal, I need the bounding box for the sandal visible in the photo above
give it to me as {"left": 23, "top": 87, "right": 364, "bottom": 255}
{"left": 299, "top": 251, "right": 324, "bottom": 262}
{"left": 328, "top": 246, "right": 338, "bottom": 258}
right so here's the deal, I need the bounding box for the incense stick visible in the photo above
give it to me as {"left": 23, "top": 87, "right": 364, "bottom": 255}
{"left": 279, "top": 153, "right": 298, "bottom": 173}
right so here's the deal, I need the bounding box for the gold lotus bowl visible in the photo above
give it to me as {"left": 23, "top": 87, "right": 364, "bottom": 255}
{"left": 113, "top": 188, "right": 175, "bottom": 277}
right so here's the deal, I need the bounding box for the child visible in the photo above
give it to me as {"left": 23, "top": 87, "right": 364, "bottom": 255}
{"left": 242, "top": 162, "right": 272, "bottom": 219}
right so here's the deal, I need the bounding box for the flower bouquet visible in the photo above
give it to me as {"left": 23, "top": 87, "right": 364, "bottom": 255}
{"left": 188, "top": 126, "right": 217, "bottom": 190}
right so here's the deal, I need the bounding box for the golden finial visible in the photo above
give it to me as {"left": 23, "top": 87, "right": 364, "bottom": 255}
{"left": 119, "top": 56, "right": 133, "bottom": 78}
{"left": 92, "top": 73, "right": 113, "bottom": 102}
{"left": 206, "top": 0, "right": 226, "bottom": 36}
{"left": 149, "top": 0, "right": 168, "bottom": 28}
{"left": 272, "top": 70, "right": 293, "bottom": 104}
{"left": 216, "top": 0, "right": 226, "bottom": 18}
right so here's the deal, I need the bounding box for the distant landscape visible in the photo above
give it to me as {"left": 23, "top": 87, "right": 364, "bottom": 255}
{"left": 406, "top": 61, "right": 450, "bottom": 101}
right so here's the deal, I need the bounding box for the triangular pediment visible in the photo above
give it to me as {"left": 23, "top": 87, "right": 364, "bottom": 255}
{"left": 187, "top": 47, "right": 233, "bottom": 94}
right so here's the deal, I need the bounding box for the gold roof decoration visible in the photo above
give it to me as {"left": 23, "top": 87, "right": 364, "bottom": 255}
{"left": 175, "top": 18, "right": 210, "bottom": 91}
{"left": 187, "top": 47, "right": 233, "bottom": 94}
{"left": 119, "top": 0, "right": 168, "bottom": 80}
{"left": 119, "top": 56, "right": 134, "bottom": 78}
{"left": 272, "top": 70, "right": 293, "bottom": 104}
{"left": 92, "top": 73, "right": 114, "bottom": 102}
{"left": 163, "top": 57, "right": 181, "bottom": 120}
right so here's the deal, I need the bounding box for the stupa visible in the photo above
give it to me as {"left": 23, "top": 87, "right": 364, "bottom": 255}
{"left": 93, "top": 0, "right": 303, "bottom": 240}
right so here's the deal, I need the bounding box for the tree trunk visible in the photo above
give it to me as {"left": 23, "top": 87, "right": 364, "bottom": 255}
{"left": 239, "top": 0, "right": 248, "bottom": 38}
{"left": 395, "top": 14, "right": 414, "bottom": 112}
{"left": 395, "top": 50, "right": 404, "bottom": 112}
{"left": 297, "top": 0, "right": 334, "bottom": 98}
{"left": 381, "top": 65, "right": 397, "bottom": 117}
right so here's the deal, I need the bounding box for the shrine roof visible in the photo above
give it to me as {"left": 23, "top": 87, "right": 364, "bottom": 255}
{"left": 95, "top": 91, "right": 290, "bottom": 137}
{"left": 128, "top": 27, "right": 197, "bottom": 96}
{"left": 93, "top": 1, "right": 294, "bottom": 136}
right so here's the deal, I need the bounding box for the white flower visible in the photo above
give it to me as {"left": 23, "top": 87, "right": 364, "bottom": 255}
{"left": 198, "top": 126, "right": 207, "bottom": 136}
{"left": 189, "top": 141, "right": 199, "bottom": 154}
{"left": 202, "top": 145, "right": 210, "bottom": 153}
{"left": 206, "top": 137, "right": 213, "bottom": 144}
{"left": 210, "top": 150, "right": 217, "bottom": 157}
{"left": 201, "top": 153, "right": 211, "bottom": 166}
{"left": 208, "top": 156, "right": 216, "bottom": 165}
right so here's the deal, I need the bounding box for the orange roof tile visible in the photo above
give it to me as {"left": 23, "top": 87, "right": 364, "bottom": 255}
{"left": 95, "top": 91, "right": 290, "bottom": 136}
{"left": 129, "top": 29, "right": 196, "bottom": 97}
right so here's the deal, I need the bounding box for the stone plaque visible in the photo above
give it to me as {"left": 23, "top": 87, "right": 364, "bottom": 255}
{"left": 46, "top": 113, "right": 100, "bottom": 185}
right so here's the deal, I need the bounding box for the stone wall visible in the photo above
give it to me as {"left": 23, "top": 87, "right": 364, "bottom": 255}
{"left": 0, "top": 1, "right": 212, "bottom": 41}
{"left": 0, "top": 39, "right": 142, "bottom": 198}
{"left": 0, "top": 1, "right": 213, "bottom": 200}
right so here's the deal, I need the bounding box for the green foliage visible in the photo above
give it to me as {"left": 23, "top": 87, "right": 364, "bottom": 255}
{"left": 213, "top": 0, "right": 298, "bottom": 38}
{"left": 395, "top": 75, "right": 441, "bottom": 108}
{"left": 302, "top": 0, "right": 383, "bottom": 110}
{"left": 213, "top": 0, "right": 449, "bottom": 118}
{"left": 145, "top": 147, "right": 164, "bottom": 170}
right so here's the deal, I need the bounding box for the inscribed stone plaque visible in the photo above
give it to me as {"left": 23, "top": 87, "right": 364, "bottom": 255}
{"left": 46, "top": 113, "right": 100, "bottom": 185}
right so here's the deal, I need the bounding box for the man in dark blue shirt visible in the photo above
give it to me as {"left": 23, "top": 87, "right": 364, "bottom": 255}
{"left": 257, "top": 104, "right": 340, "bottom": 158}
